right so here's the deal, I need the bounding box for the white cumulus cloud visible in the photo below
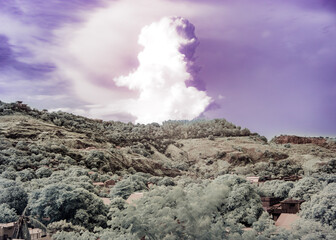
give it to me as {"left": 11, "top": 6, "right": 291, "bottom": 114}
{"left": 114, "top": 17, "right": 212, "bottom": 123}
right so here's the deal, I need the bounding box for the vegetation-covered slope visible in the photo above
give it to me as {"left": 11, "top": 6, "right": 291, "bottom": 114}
{"left": 0, "top": 100, "right": 335, "bottom": 239}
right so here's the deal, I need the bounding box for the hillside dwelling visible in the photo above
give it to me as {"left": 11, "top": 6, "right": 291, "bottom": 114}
{"left": 266, "top": 198, "right": 304, "bottom": 221}
{"left": 246, "top": 176, "right": 259, "bottom": 183}
{"left": 101, "top": 198, "right": 111, "bottom": 205}
{"left": 15, "top": 101, "right": 30, "bottom": 111}
{"left": 93, "top": 182, "right": 105, "bottom": 187}
{"left": 261, "top": 197, "right": 283, "bottom": 209}
{"left": 126, "top": 192, "right": 144, "bottom": 205}
{"left": 0, "top": 223, "right": 50, "bottom": 240}
{"left": 275, "top": 213, "right": 300, "bottom": 230}
{"left": 280, "top": 199, "right": 305, "bottom": 214}
{"left": 0, "top": 222, "right": 15, "bottom": 240}
{"left": 104, "top": 179, "right": 116, "bottom": 187}
{"left": 29, "top": 228, "right": 50, "bottom": 240}
{"left": 147, "top": 182, "right": 154, "bottom": 189}
{"left": 259, "top": 175, "right": 302, "bottom": 183}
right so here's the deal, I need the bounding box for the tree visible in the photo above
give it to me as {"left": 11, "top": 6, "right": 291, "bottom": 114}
{"left": 0, "top": 203, "right": 17, "bottom": 223}
{"left": 0, "top": 178, "right": 28, "bottom": 214}
{"left": 288, "top": 177, "right": 321, "bottom": 201}
{"left": 28, "top": 183, "right": 108, "bottom": 230}
{"left": 300, "top": 183, "right": 336, "bottom": 229}
{"left": 108, "top": 175, "right": 262, "bottom": 239}
{"left": 258, "top": 180, "right": 294, "bottom": 198}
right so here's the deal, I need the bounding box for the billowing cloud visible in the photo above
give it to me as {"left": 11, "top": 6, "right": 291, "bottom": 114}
{"left": 114, "top": 17, "right": 212, "bottom": 123}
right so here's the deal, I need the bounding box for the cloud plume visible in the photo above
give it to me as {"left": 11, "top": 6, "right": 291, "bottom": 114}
{"left": 114, "top": 17, "right": 212, "bottom": 123}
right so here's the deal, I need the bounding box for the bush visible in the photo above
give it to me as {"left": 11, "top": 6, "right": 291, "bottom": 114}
{"left": 300, "top": 183, "right": 336, "bottom": 229}
{"left": 29, "top": 183, "right": 108, "bottom": 230}
{"left": 0, "top": 204, "right": 17, "bottom": 223}
{"left": 36, "top": 167, "right": 52, "bottom": 178}
{"left": 108, "top": 175, "right": 263, "bottom": 239}
{"left": 0, "top": 178, "right": 28, "bottom": 214}
{"left": 258, "top": 180, "right": 294, "bottom": 198}
{"left": 288, "top": 177, "right": 322, "bottom": 201}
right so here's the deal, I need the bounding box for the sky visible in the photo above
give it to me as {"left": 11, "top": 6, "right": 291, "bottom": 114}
{"left": 0, "top": 0, "right": 335, "bottom": 138}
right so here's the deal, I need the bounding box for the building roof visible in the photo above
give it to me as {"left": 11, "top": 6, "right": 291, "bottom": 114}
{"left": 275, "top": 213, "right": 300, "bottom": 230}
{"left": 281, "top": 199, "right": 305, "bottom": 204}
{"left": 0, "top": 222, "right": 15, "bottom": 228}
{"left": 101, "top": 198, "right": 111, "bottom": 205}
{"left": 246, "top": 176, "right": 259, "bottom": 183}
{"left": 93, "top": 182, "right": 105, "bottom": 186}
{"left": 126, "top": 192, "right": 144, "bottom": 205}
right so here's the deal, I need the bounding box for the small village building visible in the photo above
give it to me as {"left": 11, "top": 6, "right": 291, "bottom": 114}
{"left": 104, "top": 179, "right": 116, "bottom": 187}
{"left": 0, "top": 222, "right": 15, "bottom": 240}
{"left": 279, "top": 199, "right": 304, "bottom": 214}
{"left": 93, "top": 182, "right": 105, "bottom": 187}
{"left": 126, "top": 192, "right": 144, "bottom": 205}
{"left": 275, "top": 213, "right": 300, "bottom": 230}
{"left": 246, "top": 176, "right": 259, "bottom": 184}
{"left": 101, "top": 198, "right": 111, "bottom": 205}
{"left": 0, "top": 223, "right": 50, "bottom": 240}
{"left": 265, "top": 198, "right": 304, "bottom": 221}
{"left": 261, "top": 197, "right": 283, "bottom": 210}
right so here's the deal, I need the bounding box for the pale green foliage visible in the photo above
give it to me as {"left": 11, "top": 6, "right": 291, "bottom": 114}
{"left": 47, "top": 220, "right": 86, "bottom": 234}
{"left": 258, "top": 180, "right": 294, "bottom": 198}
{"left": 288, "top": 177, "right": 322, "bottom": 201}
{"left": 0, "top": 178, "right": 28, "bottom": 214}
{"left": 0, "top": 203, "right": 17, "bottom": 223}
{"left": 252, "top": 212, "right": 276, "bottom": 235}
{"left": 290, "top": 218, "right": 336, "bottom": 239}
{"left": 109, "top": 173, "right": 150, "bottom": 199}
{"left": 108, "top": 175, "right": 262, "bottom": 239}
{"left": 28, "top": 183, "right": 108, "bottom": 230}
{"left": 300, "top": 183, "right": 336, "bottom": 229}
{"left": 36, "top": 166, "right": 52, "bottom": 178}
{"left": 27, "top": 167, "right": 95, "bottom": 192}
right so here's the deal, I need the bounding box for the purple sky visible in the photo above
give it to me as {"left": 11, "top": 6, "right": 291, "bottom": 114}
{"left": 0, "top": 0, "right": 335, "bottom": 138}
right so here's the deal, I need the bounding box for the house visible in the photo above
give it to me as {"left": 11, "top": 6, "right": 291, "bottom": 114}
{"left": 261, "top": 197, "right": 283, "bottom": 210}
{"left": 0, "top": 222, "right": 15, "bottom": 240}
{"left": 104, "top": 179, "right": 116, "bottom": 187}
{"left": 279, "top": 199, "right": 304, "bottom": 214}
{"left": 15, "top": 101, "right": 30, "bottom": 111}
{"left": 0, "top": 223, "right": 50, "bottom": 240}
{"left": 101, "top": 198, "right": 111, "bottom": 205}
{"left": 126, "top": 192, "right": 144, "bottom": 205}
{"left": 246, "top": 176, "right": 260, "bottom": 184}
{"left": 266, "top": 198, "right": 304, "bottom": 221}
{"left": 93, "top": 182, "right": 105, "bottom": 187}
{"left": 29, "top": 228, "right": 50, "bottom": 240}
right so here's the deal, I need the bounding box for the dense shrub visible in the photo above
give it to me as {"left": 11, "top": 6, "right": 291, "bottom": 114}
{"left": 0, "top": 178, "right": 28, "bottom": 214}
{"left": 29, "top": 183, "right": 108, "bottom": 230}
{"left": 258, "top": 180, "right": 294, "bottom": 198}
{"left": 0, "top": 203, "right": 18, "bottom": 223}
{"left": 288, "top": 177, "right": 322, "bottom": 201}
{"left": 300, "top": 183, "right": 336, "bottom": 229}
{"left": 108, "top": 175, "right": 262, "bottom": 239}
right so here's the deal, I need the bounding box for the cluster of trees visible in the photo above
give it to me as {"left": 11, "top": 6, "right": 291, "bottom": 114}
{"left": 235, "top": 159, "right": 303, "bottom": 179}
{"left": 0, "top": 101, "right": 254, "bottom": 148}
{"left": 50, "top": 175, "right": 336, "bottom": 239}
